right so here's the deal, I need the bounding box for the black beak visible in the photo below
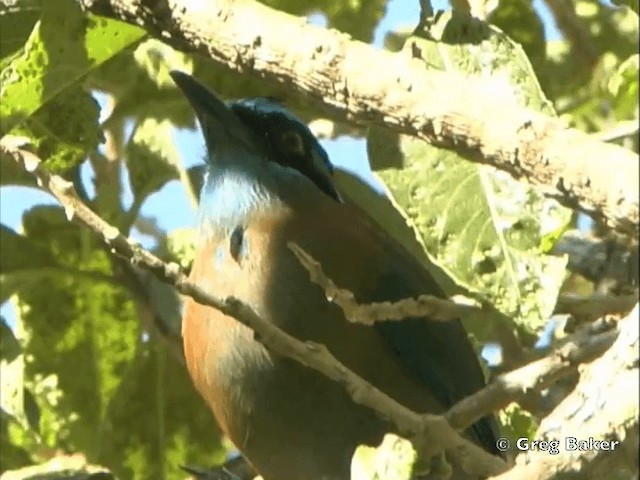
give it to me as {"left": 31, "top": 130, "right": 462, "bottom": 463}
{"left": 170, "top": 70, "right": 254, "bottom": 154}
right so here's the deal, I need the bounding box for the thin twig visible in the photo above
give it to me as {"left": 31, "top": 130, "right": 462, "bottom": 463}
{"left": 446, "top": 326, "right": 619, "bottom": 432}
{"left": 289, "top": 242, "right": 490, "bottom": 323}
{"left": 555, "top": 292, "right": 638, "bottom": 321}
{"left": 592, "top": 120, "right": 640, "bottom": 143}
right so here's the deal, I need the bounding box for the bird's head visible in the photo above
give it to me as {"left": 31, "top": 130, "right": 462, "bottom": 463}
{"left": 170, "top": 70, "right": 342, "bottom": 203}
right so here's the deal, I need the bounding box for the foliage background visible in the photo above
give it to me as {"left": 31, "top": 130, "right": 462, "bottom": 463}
{"left": 0, "top": 0, "right": 637, "bottom": 478}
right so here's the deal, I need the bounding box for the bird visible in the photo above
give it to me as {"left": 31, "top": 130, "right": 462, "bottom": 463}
{"left": 172, "top": 70, "right": 500, "bottom": 480}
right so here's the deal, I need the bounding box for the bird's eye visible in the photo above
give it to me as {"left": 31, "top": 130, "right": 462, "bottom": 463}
{"left": 280, "top": 131, "right": 305, "bottom": 155}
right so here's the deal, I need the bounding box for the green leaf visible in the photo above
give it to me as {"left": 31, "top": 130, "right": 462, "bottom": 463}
{"left": 14, "top": 205, "right": 226, "bottom": 478}
{"left": 368, "top": 11, "right": 571, "bottom": 334}
{"left": 0, "top": 155, "right": 37, "bottom": 187}
{"left": 0, "top": 223, "right": 58, "bottom": 303}
{"left": 488, "top": 0, "right": 547, "bottom": 88}
{"left": 0, "top": 0, "right": 41, "bottom": 60}
{"left": 0, "top": 416, "right": 33, "bottom": 470}
{"left": 133, "top": 39, "right": 193, "bottom": 90}
{"left": 544, "top": 1, "right": 638, "bottom": 131}
{"left": 499, "top": 402, "right": 538, "bottom": 442}
{"left": 0, "top": 317, "right": 27, "bottom": 428}
{"left": 133, "top": 269, "right": 183, "bottom": 338}
{"left": 0, "top": 317, "right": 21, "bottom": 362}
{"left": 11, "top": 85, "right": 102, "bottom": 173}
{"left": 612, "top": 0, "right": 639, "bottom": 14}
{"left": 0, "top": 210, "right": 121, "bottom": 303}
{"left": 23, "top": 387, "right": 40, "bottom": 433}
{"left": 87, "top": 40, "right": 195, "bottom": 130}
{"left": 608, "top": 53, "right": 639, "bottom": 121}
{"left": 95, "top": 338, "right": 226, "bottom": 479}
{"left": 334, "top": 168, "right": 463, "bottom": 297}
{"left": 125, "top": 117, "right": 180, "bottom": 211}
{"left": 0, "top": 0, "right": 143, "bottom": 134}
{"left": 165, "top": 227, "right": 197, "bottom": 270}
{"left": 374, "top": 146, "right": 569, "bottom": 332}
{"left": 352, "top": 434, "right": 417, "bottom": 480}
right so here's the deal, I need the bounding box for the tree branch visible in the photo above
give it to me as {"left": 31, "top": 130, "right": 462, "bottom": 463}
{"left": 446, "top": 324, "right": 619, "bottom": 433}
{"left": 490, "top": 305, "right": 639, "bottom": 480}
{"left": 544, "top": 0, "right": 599, "bottom": 70}
{"left": 78, "top": 0, "right": 639, "bottom": 237}
{"left": 0, "top": 454, "right": 115, "bottom": 480}
{"left": 592, "top": 120, "right": 640, "bottom": 143}
{"left": 553, "top": 229, "right": 639, "bottom": 292}
{"left": 554, "top": 292, "right": 638, "bottom": 321}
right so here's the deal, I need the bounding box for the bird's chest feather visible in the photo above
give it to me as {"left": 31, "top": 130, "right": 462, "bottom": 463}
{"left": 181, "top": 203, "right": 388, "bottom": 432}
{"left": 182, "top": 211, "right": 279, "bottom": 429}
{"left": 181, "top": 195, "right": 454, "bottom": 479}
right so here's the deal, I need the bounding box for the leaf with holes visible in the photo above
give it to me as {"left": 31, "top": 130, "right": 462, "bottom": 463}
{"left": 368, "top": 12, "right": 571, "bottom": 334}
{"left": 0, "top": 0, "right": 143, "bottom": 134}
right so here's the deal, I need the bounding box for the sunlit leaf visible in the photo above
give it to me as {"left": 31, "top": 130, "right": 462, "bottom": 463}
{"left": 352, "top": 433, "right": 417, "bottom": 480}
{"left": 11, "top": 86, "right": 102, "bottom": 173}
{"left": 499, "top": 402, "right": 538, "bottom": 442}
{"left": 545, "top": 1, "right": 638, "bottom": 131}
{"left": 368, "top": 11, "right": 570, "bottom": 334}
{"left": 0, "top": 0, "right": 143, "bottom": 134}
{"left": 335, "top": 168, "right": 463, "bottom": 297}
{"left": 608, "top": 54, "right": 639, "bottom": 120}
{"left": 489, "top": 0, "right": 546, "bottom": 87}
{"left": 165, "top": 227, "right": 197, "bottom": 270}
